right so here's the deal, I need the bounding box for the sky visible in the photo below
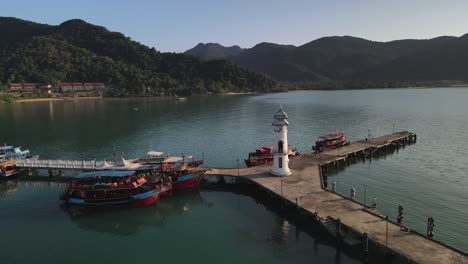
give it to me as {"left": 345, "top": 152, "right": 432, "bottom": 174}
{"left": 1, "top": 0, "right": 468, "bottom": 52}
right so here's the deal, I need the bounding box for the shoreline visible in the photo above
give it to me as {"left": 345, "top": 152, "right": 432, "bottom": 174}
{"left": 14, "top": 97, "right": 102, "bottom": 103}
{"left": 220, "top": 92, "right": 257, "bottom": 95}
{"left": 288, "top": 85, "right": 468, "bottom": 92}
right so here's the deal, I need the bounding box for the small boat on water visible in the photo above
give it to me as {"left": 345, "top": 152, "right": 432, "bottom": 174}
{"left": 174, "top": 94, "right": 187, "bottom": 101}
{"left": 131, "top": 151, "right": 204, "bottom": 190}
{"left": 0, "top": 160, "right": 17, "bottom": 177}
{"left": 244, "top": 145, "right": 299, "bottom": 167}
{"left": 61, "top": 170, "right": 164, "bottom": 206}
{"left": 0, "top": 146, "right": 35, "bottom": 177}
{"left": 312, "top": 131, "right": 348, "bottom": 153}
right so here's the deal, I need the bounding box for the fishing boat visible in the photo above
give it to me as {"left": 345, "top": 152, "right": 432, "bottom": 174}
{"left": 161, "top": 155, "right": 204, "bottom": 190}
{"left": 131, "top": 151, "right": 204, "bottom": 190}
{"left": 244, "top": 145, "right": 299, "bottom": 167}
{"left": 170, "top": 172, "right": 202, "bottom": 190}
{"left": 0, "top": 160, "right": 17, "bottom": 177}
{"left": 312, "top": 131, "right": 348, "bottom": 153}
{"left": 0, "top": 145, "right": 35, "bottom": 177}
{"left": 61, "top": 170, "right": 163, "bottom": 206}
{"left": 156, "top": 175, "right": 173, "bottom": 196}
{"left": 174, "top": 94, "right": 187, "bottom": 101}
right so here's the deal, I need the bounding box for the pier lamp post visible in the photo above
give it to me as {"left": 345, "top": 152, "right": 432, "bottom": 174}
{"left": 363, "top": 184, "right": 367, "bottom": 206}
{"left": 281, "top": 176, "right": 283, "bottom": 196}
{"left": 385, "top": 216, "right": 389, "bottom": 247}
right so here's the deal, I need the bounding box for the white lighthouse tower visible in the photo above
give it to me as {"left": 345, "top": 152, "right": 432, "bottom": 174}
{"left": 271, "top": 106, "right": 292, "bottom": 176}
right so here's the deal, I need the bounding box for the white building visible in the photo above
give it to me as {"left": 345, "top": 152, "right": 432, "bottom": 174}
{"left": 271, "top": 106, "right": 292, "bottom": 176}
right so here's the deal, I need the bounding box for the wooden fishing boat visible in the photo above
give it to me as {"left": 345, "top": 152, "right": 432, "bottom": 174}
{"left": 0, "top": 160, "right": 17, "bottom": 177}
{"left": 244, "top": 145, "right": 299, "bottom": 167}
{"left": 0, "top": 145, "right": 35, "bottom": 177}
{"left": 170, "top": 172, "right": 202, "bottom": 190}
{"left": 312, "top": 132, "right": 348, "bottom": 153}
{"left": 132, "top": 151, "right": 204, "bottom": 190}
{"left": 61, "top": 170, "right": 163, "bottom": 206}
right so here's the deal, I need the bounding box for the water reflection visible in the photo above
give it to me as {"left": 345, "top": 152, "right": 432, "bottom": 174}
{"left": 62, "top": 189, "right": 208, "bottom": 235}
{"left": 0, "top": 178, "right": 19, "bottom": 198}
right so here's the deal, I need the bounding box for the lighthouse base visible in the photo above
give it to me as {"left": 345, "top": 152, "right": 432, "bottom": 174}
{"left": 271, "top": 154, "right": 292, "bottom": 176}
{"left": 271, "top": 168, "right": 292, "bottom": 177}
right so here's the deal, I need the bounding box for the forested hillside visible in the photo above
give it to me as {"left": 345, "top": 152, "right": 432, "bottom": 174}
{"left": 0, "top": 17, "right": 280, "bottom": 96}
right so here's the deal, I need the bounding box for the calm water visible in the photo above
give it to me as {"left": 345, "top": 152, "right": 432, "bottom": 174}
{"left": 1, "top": 88, "right": 467, "bottom": 259}
{"left": 0, "top": 181, "right": 360, "bottom": 264}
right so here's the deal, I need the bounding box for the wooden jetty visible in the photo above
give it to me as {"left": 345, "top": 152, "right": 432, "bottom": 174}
{"left": 206, "top": 132, "right": 467, "bottom": 264}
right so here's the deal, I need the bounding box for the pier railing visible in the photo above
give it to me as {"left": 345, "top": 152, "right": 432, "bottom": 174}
{"left": 15, "top": 159, "right": 116, "bottom": 170}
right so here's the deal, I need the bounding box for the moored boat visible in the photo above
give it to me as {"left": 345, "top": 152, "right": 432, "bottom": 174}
{"left": 61, "top": 170, "right": 163, "bottom": 206}
{"left": 244, "top": 145, "right": 299, "bottom": 167}
{"left": 132, "top": 151, "right": 204, "bottom": 190}
{"left": 0, "top": 145, "right": 33, "bottom": 160}
{"left": 170, "top": 172, "right": 202, "bottom": 190}
{"left": 312, "top": 131, "right": 348, "bottom": 153}
{"left": 0, "top": 145, "right": 35, "bottom": 177}
{"left": 0, "top": 160, "right": 17, "bottom": 177}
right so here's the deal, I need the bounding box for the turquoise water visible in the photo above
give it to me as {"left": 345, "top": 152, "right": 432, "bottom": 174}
{"left": 0, "top": 181, "right": 359, "bottom": 264}
{"left": 1, "top": 88, "right": 467, "bottom": 259}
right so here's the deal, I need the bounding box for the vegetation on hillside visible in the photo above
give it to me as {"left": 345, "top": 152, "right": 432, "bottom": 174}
{"left": 0, "top": 17, "right": 281, "bottom": 96}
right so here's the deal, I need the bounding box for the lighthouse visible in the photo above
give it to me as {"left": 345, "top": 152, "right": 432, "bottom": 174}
{"left": 271, "top": 106, "right": 292, "bottom": 176}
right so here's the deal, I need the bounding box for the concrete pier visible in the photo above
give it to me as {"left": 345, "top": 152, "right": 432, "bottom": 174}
{"left": 206, "top": 132, "right": 467, "bottom": 264}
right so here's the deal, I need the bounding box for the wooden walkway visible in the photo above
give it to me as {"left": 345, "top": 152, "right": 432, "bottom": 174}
{"left": 206, "top": 132, "right": 467, "bottom": 264}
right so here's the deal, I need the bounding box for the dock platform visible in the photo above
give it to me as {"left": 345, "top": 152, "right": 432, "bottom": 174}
{"left": 206, "top": 132, "right": 467, "bottom": 264}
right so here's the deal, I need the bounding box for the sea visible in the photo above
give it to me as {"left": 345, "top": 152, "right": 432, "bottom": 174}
{"left": 1, "top": 88, "right": 467, "bottom": 263}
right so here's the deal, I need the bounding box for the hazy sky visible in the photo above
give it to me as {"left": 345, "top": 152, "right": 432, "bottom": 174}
{"left": 2, "top": 0, "right": 468, "bottom": 52}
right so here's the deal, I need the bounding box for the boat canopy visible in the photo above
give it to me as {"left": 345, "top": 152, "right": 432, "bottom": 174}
{"left": 163, "top": 156, "right": 193, "bottom": 163}
{"left": 0, "top": 146, "right": 14, "bottom": 150}
{"left": 318, "top": 132, "right": 344, "bottom": 140}
{"left": 147, "top": 151, "right": 164, "bottom": 157}
{"left": 77, "top": 170, "right": 136, "bottom": 179}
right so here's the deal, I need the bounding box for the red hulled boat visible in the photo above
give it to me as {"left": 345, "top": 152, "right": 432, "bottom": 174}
{"left": 131, "top": 151, "right": 204, "bottom": 190}
{"left": 244, "top": 145, "right": 299, "bottom": 167}
{"left": 312, "top": 132, "right": 348, "bottom": 153}
{"left": 61, "top": 170, "right": 164, "bottom": 206}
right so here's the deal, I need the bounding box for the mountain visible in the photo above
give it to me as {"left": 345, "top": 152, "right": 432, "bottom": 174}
{"left": 185, "top": 43, "right": 243, "bottom": 60}
{"left": 356, "top": 34, "right": 468, "bottom": 81}
{"left": 0, "top": 17, "right": 279, "bottom": 95}
{"left": 185, "top": 35, "right": 464, "bottom": 82}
